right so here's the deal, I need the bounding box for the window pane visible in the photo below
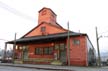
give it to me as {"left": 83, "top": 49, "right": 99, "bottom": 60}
{"left": 44, "top": 47, "right": 53, "bottom": 55}
{"left": 60, "top": 43, "right": 65, "bottom": 50}
{"left": 73, "top": 40, "right": 80, "bottom": 45}
{"left": 35, "top": 48, "right": 42, "bottom": 55}
{"left": 41, "top": 27, "right": 46, "bottom": 32}
{"left": 49, "top": 47, "right": 53, "bottom": 54}
{"left": 55, "top": 44, "right": 59, "bottom": 50}
{"left": 44, "top": 48, "right": 49, "bottom": 54}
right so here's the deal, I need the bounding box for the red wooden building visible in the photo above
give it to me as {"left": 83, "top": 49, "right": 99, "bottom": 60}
{"left": 7, "top": 7, "right": 96, "bottom": 66}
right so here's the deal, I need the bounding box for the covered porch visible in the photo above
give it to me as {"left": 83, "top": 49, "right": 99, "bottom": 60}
{"left": 6, "top": 33, "right": 70, "bottom": 65}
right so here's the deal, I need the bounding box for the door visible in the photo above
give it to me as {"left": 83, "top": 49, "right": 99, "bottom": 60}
{"left": 59, "top": 44, "right": 66, "bottom": 64}
{"left": 23, "top": 46, "right": 28, "bottom": 60}
{"left": 60, "top": 50, "right": 66, "bottom": 63}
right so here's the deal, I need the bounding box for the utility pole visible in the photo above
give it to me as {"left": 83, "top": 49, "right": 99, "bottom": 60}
{"left": 12, "top": 33, "right": 16, "bottom": 64}
{"left": 95, "top": 27, "right": 101, "bottom": 67}
{"left": 67, "top": 22, "right": 70, "bottom": 66}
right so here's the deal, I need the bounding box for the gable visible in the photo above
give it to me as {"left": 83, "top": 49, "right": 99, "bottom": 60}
{"left": 23, "top": 22, "right": 67, "bottom": 38}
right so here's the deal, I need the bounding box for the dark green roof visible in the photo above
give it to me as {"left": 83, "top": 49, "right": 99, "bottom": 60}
{"left": 7, "top": 32, "right": 87, "bottom": 44}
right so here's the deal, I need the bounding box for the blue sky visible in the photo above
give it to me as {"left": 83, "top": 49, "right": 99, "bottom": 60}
{"left": 0, "top": 0, "right": 108, "bottom": 53}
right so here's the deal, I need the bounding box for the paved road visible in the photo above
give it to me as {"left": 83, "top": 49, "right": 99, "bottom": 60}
{"left": 0, "top": 64, "right": 108, "bottom": 71}
{"left": 65, "top": 66, "right": 108, "bottom": 71}
{"left": 0, "top": 66, "right": 55, "bottom": 71}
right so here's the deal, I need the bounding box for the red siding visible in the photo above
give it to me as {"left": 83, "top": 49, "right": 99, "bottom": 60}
{"left": 38, "top": 8, "right": 57, "bottom": 25}
{"left": 25, "top": 22, "right": 66, "bottom": 37}
{"left": 67, "top": 36, "right": 88, "bottom": 66}
{"left": 28, "top": 43, "right": 54, "bottom": 59}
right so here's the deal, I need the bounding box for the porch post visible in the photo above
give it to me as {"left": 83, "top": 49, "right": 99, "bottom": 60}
{"left": 67, "top": 22, "right": 70, "bottom": 66}
{"left": 3, "top": 42, "right": 7, "bottom": 60}
{"left": 22, "top": 47, "right": 24, "bottom": 63}
{"left": 12, "top": 33, "right": 17, "bottom": 64}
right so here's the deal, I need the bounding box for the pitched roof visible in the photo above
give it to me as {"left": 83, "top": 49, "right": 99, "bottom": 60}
{"left": 7, "top": 32, "right": 87, "bottom": 44}
{"left": 39, "top": 7, "right": 57, "bottom": 16}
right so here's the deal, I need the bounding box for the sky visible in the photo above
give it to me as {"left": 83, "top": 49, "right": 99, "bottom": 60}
{"left": 0, "top": 0, "right": 108, "bottom": 53}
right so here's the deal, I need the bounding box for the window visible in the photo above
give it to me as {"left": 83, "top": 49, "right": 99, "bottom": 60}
{"left": 44, "top": 47, "right": 53, "bottom": 55}
{"left": 41, "top": 26, "right": 46, "bottom": 32}
{"left": 55, "top": 44, "right": 59, "bottom": 50}
{"left": 49, "top": 47, "right": 53, "bottom": 54}
{"left": 44, "top": 47, "right": 49, "bottom": 54}
{"left": 35, "top": 47, "right": 53, "bottom": 55}
{"left": 73, "top": 39, "right": 80, "bottom": 45}
{"left": 60, "top": 43, "right": 65, "bottom": 50}
{"left": 35, "top": 48, "right": 42, "bottom": 55}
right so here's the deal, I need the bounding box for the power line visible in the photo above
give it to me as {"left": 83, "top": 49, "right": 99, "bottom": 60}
{"left": 99, "top": 30, "right": 108, "bottom": 35}
{"left": 0, "top": 1, "right": 35, "bottom": 21}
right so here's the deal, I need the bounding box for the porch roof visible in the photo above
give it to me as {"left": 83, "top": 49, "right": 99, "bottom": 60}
{"left": 7, "top": 32, "right": 86, "bottom": 44}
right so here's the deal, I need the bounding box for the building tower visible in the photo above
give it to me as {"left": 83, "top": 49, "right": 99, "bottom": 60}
{"left": 38, "top": 7, "right": 58, "bottom": 26}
